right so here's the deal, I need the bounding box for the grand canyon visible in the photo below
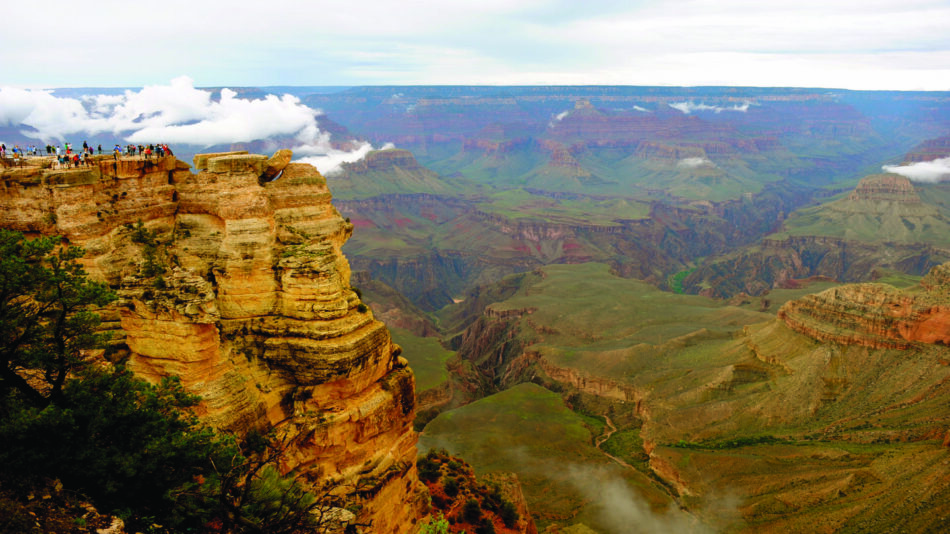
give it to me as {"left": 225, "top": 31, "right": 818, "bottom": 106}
{"left": 2, "top": 84, "right": 949, "bottom": 533}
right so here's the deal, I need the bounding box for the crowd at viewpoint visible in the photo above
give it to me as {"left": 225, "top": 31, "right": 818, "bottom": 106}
{"left": 0, "top": 141, "right": 173, "bottom": 169}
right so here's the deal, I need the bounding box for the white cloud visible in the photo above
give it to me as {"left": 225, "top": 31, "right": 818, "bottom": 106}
{"left": 633, "top": 105, "right": 650, "bottom": 112}
{"left": 3, "top": 1, "right": 948, "bottom": 89}
{"left": 669, "top": 101, "right": 750, "bottom": 114}
{"left": 564, "top": 464, "right": 713, "bottom": 534}
{"left": 548, "top": 110, "right": 570, "bottom": 128}
{"left": 295, "top": 142, "right": 396, "bottom": 176}
{"left": 0, "top": 77, "right": 384, "bottom": 174}
{"left": 678, "top": 157, "right": 714, "bottom": 168}
{"left": 883, "top": 157, "right": 950, "bottom": 182}
{"left": 1, "top": 77, "right": 320, "bottom": 145}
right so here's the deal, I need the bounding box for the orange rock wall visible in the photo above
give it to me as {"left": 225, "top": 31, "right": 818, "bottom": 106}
{"left": 779, "top": 278, "right": 950, "bottom": 349}
{"left": 0, "top": 154, "right": 426, "bottom": 532}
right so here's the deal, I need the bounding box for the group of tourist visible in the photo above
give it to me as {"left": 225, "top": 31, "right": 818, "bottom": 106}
{"left": 113, "top": 143, "right": 174, "bottom": 160}
{"left": 1, "top": 140, "right": 175, "bottom": 168}
{"left": 0, "top": 143, "right": 38, "bottom": 159}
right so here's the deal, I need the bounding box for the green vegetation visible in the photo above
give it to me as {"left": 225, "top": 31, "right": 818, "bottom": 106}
{"left": 479, "top": 188, "right": 650, "bottom": 225}
{"left": 600, "top": 429, "right": 650, "bottom": 470}
{"left": 0, "top": 230, "right": 330, "bottom": 533}
{"left": 390, "top": 327, "right": 454, "bottom": 391}
{"left": 732, "top": 279, "right": 842, "bottom": 312}
{"left": 129, "top": 220, "right": 166, "bottom": 277}
{"left": 870, "top": 269, "right": 922, "bottom": 289}
{"left": 418, "top": 513, "right": 452, "bottom": 534}
{"left": 778, "top": 193, "right": 950, "bottom": 247}
{"left": 416, "top": 448, "right": 519, "bottom": 533}
{"left": 420, "top": 384, "right": 669, "bottom": 530}
{"left": 670, "top": 434, "right": 791, "bottom": 450}
{"left": 668, "top": 267, "right": 696, "bottom": 294}
{"left": 485, "top": 263, "right": 769, "bottom": 380}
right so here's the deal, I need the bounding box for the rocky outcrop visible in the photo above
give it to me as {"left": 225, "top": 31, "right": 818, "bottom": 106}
{"left": 0, "top": 153, "right": 426, "bottom": 532}
{"left": 847, "top": 174, "right": 921, "bottom": 203}
{"left": 903, "top": 135, "right": 950, "bottom": 163}
{"left": 778, "top": 265, "right": 950, "bottom": 349}
{"left": 684, "top": 234, "right": 950, "bottom": 298}
{"left": 682, "top": 173, "right": 950, "bottom": 298}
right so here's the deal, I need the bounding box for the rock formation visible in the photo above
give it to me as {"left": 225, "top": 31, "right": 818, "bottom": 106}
{"left": 682, "top": 172, "right": 950, "bottom": 298}
{"left": 903, "top": 135, "right": 950, "bottom": 163}
{"left": 0, "top": 153, "right": 427, "bottom": 532}
{"left": 779, "top": 265, "right": 950, "bottom": 349}
{"left": 846, "top": 173, "right": 922, "bottom": 203}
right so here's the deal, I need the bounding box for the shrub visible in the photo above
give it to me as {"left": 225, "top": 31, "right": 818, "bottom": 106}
{"left": 499, "top": 500, "right": 519, "bottom": 528}
{"left": 443, "top": 476, "right": 459, "bottom": 497}
{"left": 476, "top": 517, "right": 496, "bottom": 534}
{"left": 419, "top": 513, "right": 450, "bottom": 534}
{"left": 417, "top": 456, "right": 441, "bottom": 483}
{"left": 462, "top": 498, "right": 482, "bottom": 524}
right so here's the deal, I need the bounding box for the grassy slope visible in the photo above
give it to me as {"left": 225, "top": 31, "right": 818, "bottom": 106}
{"left": 478, "top": 189, "right": 651, "bottom": 225}
{"left": 642, "top": 320, "right": 950, "bottom": 533}
{"left": 390, "top": 327, "right": 454, "bottom": 392}
{"left": 773, "top": 180, "right": 950, "bottom": 247}
{"left": 432, "top": 262, "right": 950, "bottom": 532}
{"left": 488, "top": 263, "right": 772, "bottom": 380}
{"left": 326, "top": 149, "right": 456, "bottom": 200}
{"left": 420, "top": 383, "right": 683, "bottom": 532}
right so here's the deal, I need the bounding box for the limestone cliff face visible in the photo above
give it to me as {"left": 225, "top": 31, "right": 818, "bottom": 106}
{"left": 0, "top": 152, "right": 426, "bottom": 532}
{"left": 846, "top": 174, "right": 922, "bottom": 203}
{"left": 778, "top": 264, "right": 950, "bottom": 349}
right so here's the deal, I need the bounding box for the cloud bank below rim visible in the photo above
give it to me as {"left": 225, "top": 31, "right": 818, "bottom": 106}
{"left": 0, "top": 76, "right": 387, "bottom": 175}
{"left": 883, "top": 157, "right": 950, "bottom": 183}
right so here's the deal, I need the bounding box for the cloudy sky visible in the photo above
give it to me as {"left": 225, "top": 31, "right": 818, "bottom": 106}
{"left": 2, "top": 0, "right": 949, "bottom": 90}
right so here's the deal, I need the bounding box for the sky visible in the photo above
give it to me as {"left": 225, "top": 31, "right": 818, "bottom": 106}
{"left": 2, "top": 0, "right": 949, "bottom": 90}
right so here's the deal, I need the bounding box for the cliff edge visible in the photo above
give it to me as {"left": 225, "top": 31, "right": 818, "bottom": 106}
{"left": 779, "top": 262, "right": 950, "bottom": 349}
{"left": 0, "top": 152, "right": 427, "bottom": 532}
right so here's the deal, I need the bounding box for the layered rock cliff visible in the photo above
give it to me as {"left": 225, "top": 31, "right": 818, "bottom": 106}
{"left": 779, "top": 265, "right": 950, "bottom": 349}
{"left": 0, "top": 152, "right": 426, "bottom": 532}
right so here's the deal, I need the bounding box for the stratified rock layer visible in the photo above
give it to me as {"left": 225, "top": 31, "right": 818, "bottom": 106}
{"left": 0, "top": 154, "right": 426, "bottom": 532}
{"left": 846, "top": 174, "right": 922, "bottom": 203}
{"left": 779, "top": 272, "right": 950, "bottom": 349}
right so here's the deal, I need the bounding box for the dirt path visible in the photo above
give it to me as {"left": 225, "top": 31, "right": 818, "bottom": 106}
{"left": 595, "top": 414, "right": 690, "bottom": 513}
{"left": 595, "top": 414, "right": 637, "bottom": 471}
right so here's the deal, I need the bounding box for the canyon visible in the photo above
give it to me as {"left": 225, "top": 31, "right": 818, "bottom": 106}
{"left": 422, "top": 261, "right": 950, "bottom": 532}
{"left": 4, "top": 85, "right": 950, "bottom": 533}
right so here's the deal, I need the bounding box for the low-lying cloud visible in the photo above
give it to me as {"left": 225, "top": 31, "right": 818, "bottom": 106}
{"left": 296, "top": 142, "right": 395, "bottom": 176}
{"left": 882, "top": 157, "right": 950, "bottom": 183}
{"left": 669, "top": 101, "right": 750, "bottom": 114}
{"left": 677, "top": 157, "right": 714, "bottom": 169}
{"left": 564, "top": 464, "right": 713, "bottom": 534}
{"left": 0, "top": 76, "right": 385, "bottom": 174}
{"left": 548, "top": 110, "right": 571, "bottom": 129}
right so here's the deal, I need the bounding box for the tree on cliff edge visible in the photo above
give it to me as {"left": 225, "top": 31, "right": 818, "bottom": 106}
{"left": 0, "top": 229, "right": 115, "bottom": 406}
{"left": 0, "top": 230, "right": 337, "bottom": 533}
{"left": 0, "top": 229, "right": 231, "bottom": 528}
